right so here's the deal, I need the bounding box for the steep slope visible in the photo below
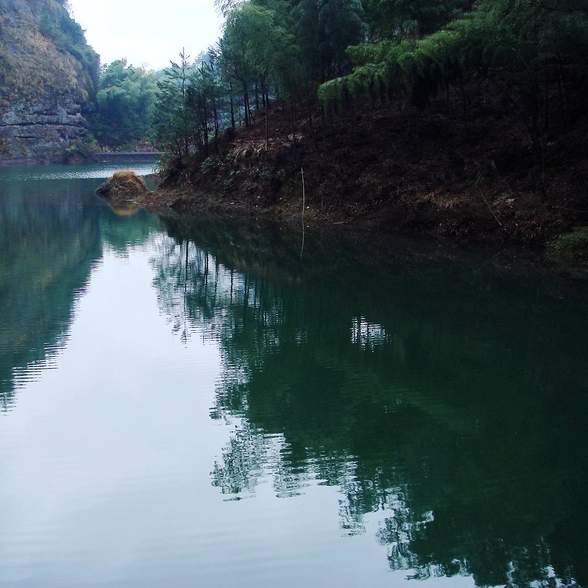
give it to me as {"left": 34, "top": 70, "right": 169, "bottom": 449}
{"left": 0, "top": 0, "right": 99, "bottom": 163}
{"left": 149, "top": 80, "right": 588, "bottom": 250}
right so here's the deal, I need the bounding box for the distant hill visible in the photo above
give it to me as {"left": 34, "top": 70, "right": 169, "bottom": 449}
{"left": 0, "top": 0, "right": 99, "bottom": 163}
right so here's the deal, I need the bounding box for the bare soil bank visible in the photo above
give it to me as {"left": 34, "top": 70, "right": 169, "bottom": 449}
{"left": 140, "top": 78, "right": 588, "bottom": 256}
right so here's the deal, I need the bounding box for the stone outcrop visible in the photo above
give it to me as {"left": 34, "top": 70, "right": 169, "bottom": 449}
{"left": 95, "top": 170, "right": 150, "bottom": 199}
{"left": 0, "top": 0, "right": 99, "bottom": 163}
{"left": 0, "top": 93, "right": 87, "bottom": 164}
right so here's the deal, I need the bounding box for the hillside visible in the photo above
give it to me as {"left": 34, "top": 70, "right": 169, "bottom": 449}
{"left": 135, "top": 0, "right": 588, "bottom": 256}
{"left": 145, "top": 76, "right": 588, "bottom": 252}
{"left": 0, "top": 0, "right": 98, "bottom": 163}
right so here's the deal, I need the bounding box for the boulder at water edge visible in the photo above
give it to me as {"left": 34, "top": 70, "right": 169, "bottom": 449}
{"left": 95, "top": 170, "right": 150, "bottom": 200}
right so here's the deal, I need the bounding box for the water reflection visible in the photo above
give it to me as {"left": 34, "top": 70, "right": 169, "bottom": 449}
{"left": 153, "top": 214, "right": 588, "bottom": 588}
{"left": 0, "top": 166, "right": 160, "bottom": 408}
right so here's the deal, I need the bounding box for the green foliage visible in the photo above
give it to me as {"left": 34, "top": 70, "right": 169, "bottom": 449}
{"left": 154, "top": 0, "right": 307, "bottom": 156}
{"left": 317, "top": 0, "right": 368, "bottom": 78}
{"left": 185, "top": 55, "right": 226, "bottom": 155}
{"left": 318, "top": 15, "right": 475, "bottom": 109}
{"left": 320, "top": 20, "right": 466, "bottom": 108}
{"left": 547, "top": 227, "right": 588, "bottom": 258}
{"left": 151, "top": 51, "right": 197, "bottom": 157}
{"left": 317, "top": 75, "right": 353, "bottom": 108}
{"left": 63, "top": 135, "right": 99, "bottom": 163}
{"left": 221, "top": 2, "right": 301, "bottom": 114}
{"left": 320, "top": 0, "right": 588, "bottom": 127}
{"left": 91, "top": 59, "right": 158, "bottom": 148}
{"left": 152, "top": 0, "right": 588, "bottom": 180}
{"left": 361, "top": 0, "right": 469, "bottom": 40}
{"left": 292, "top": 0, "right": 367, "bottom": 82}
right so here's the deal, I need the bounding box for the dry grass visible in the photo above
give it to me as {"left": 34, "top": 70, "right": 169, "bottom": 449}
{"left": 0, "top": 1, "right": 89, "bottom": 107}
{"left": 96, "top": 170, "right": 150, "bottom": 199}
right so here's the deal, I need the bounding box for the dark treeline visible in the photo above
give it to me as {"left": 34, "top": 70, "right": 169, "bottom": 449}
{"left": 150, "top": 0, "right": 588, "bottom": 164}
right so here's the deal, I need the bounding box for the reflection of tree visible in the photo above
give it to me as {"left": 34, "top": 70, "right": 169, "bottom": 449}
{"left": 211, "top": 422, "right": 266, "bottom": 496}
{"left": 151, "top": 239, "right": 232, "bottom": 344}
{"left": 152, "top": 213, "right": 588, "bottom": 587}
{"left": 211, "top": 421, "right": 311, "bottom": 499}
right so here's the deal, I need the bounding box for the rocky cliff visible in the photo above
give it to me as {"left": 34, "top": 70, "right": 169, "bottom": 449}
{"left": 0, "top": 0, "right": 99, "bottom": 163}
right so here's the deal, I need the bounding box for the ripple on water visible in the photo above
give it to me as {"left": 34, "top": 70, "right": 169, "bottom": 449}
{"left": 0, "top": 163, "right": 156, "bottom": 182}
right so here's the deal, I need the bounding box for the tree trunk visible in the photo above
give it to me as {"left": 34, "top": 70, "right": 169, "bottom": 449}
{"left": 229, "top": 82, "right": 236, "bottom": 130}
{"left": 265, "top": 101, "right": 269, "bottom": 151}
{"left": 291, "top": 101, "right": 297, "bottom": 150}
{"left": 243, "top": 80, "right": 249, "bottom": 127}
{"left": 459, "top": 77, "right": 468, "bottom": 140}
{"left": 306, "top": 81, "right": 313, "bottom": 137}
{"left": 202, "top": 94, "right": 209, "bottom": 156}
{"left": 213, "top": 97, "right": 219, "bottom": 153}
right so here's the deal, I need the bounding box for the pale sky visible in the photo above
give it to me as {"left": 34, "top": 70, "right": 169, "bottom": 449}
{"left": 68, "top": 0, "right": 224, "bottom": 70}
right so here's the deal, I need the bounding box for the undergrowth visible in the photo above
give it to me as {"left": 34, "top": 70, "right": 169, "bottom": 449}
{"left": 547, "top": 227, "right": 588, "bottom": 258}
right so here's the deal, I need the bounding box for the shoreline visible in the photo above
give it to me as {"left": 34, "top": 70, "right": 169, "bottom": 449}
{"left": 133, "top": 186, "right": 588, "bottom": 281}
{"left": 139, "top": 87, "right": 588, "bottom": 263}
{"left": 135, "top": 165, "right": 587, "bottom": 271}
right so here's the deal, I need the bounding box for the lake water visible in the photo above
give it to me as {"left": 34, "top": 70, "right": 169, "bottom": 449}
{"left": 0, "top": 164, "right": 587, "bottom": 588}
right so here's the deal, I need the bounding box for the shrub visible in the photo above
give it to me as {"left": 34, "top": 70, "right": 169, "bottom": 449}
{"left": 547, "top": 227, "right": 588, "bottom": 258}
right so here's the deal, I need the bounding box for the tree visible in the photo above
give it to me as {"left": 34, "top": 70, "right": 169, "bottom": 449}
{"left": 92, "top": 59, "right": 157, "bottom": 148}
{"left": 291, "top": 0, "right": 367, "bottom": 83}
{"left": 360, "top": 0, "right": 470, "bottom": 41}
{"left": 220, "top": 3, "right": 299, "bottom": 125}
{"left": 319, "top": 0, "right": 588, "bottom": 145}
{"left": 186, "top": 52, "right": 227, "bottom": 155}
{"left": 151, "top": 50, "right": 195, "bottom": 158}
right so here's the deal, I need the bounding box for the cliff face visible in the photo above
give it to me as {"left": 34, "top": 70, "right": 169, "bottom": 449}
{"left": 0, "top": 0, "right": 99, "bottom": 163}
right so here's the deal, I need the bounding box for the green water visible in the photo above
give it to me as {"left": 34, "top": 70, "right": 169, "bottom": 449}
{"left": 0, "top": 165, "right": 586, "bottom": 588}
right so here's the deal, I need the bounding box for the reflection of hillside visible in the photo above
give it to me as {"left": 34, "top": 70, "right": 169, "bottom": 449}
{"left": 0, "top": 177, "right": 158, "bottom": 408}
{"left": 153, "top": 214, "right": 588, "bottom": 588}
{"left": 0, "top": 179, "right": 102, "bottom": 407}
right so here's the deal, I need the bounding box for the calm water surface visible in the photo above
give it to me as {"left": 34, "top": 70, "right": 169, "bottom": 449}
{"left": 0, "top": 165, "right": 587, "bottom": 588}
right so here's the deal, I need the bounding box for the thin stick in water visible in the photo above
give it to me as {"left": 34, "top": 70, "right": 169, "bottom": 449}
{"left": 300, "top": 168, "right": 306, "bottom": 259}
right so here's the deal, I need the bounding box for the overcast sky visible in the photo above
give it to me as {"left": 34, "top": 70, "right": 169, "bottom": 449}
{"left": 68, "top": 0, "right": 224, "bottom": 70}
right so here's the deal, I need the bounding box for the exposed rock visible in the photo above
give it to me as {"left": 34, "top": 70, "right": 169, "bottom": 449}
{"left": 0, "top": 94, "right": 88, "bottom": 163}
{"left": 95, "top": 170, "right": 150, "bottom": 199}
{"left": 0, "top": 0, "right": 99, "bottom": 164}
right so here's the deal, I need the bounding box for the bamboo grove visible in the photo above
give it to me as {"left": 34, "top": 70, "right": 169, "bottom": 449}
{"left": 150, "top": 0, "right": 588, "bottom": 160}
